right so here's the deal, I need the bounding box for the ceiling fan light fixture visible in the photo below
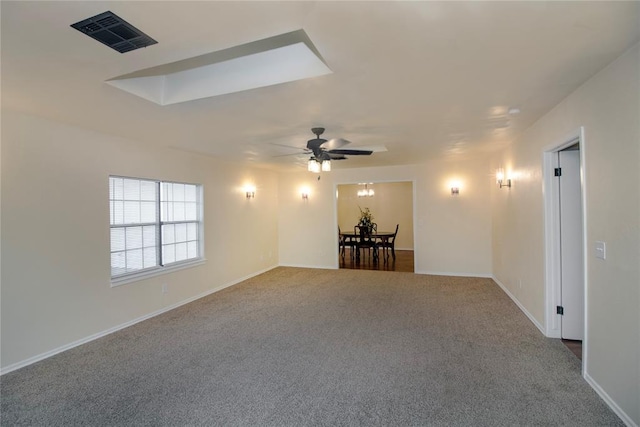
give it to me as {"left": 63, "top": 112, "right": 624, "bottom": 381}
{"left": 308, "top": 158, "right": 320, "bottom": 173}
{"left": 321, "top": 160, "right": 331, "bottom": 172}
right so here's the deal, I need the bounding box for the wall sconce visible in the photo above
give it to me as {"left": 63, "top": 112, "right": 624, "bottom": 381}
{"left": 300, "top": 186, "right": 310, "bottom": 201}
{"left": 449, "top": 180, "right": 461, "bottom": 196}
{"left": 244, "top": 185, "right": 256, "bottom": 199}
{"left": 496, "top": 169, "right": 511, "bottom": 188}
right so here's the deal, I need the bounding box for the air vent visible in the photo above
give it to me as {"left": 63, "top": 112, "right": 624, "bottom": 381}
{"left": 71, "top": 11, "right": 157, "bottom": 54}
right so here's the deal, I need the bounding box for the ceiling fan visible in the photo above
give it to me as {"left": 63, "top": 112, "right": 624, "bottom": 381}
{"left": 283, "top": 127, "right": 374, "bottom": 172}
{"left": 271, "top": 127, "right": 375, "bottom": 173}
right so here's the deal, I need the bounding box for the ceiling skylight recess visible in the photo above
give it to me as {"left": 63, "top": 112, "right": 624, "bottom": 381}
{"left": 106, "top": 30, "right": 332, "bottom": 105}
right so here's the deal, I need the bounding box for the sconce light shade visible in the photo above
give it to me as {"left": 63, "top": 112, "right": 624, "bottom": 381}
{"left": 496, "top": 169, "right": 512, "bottom": 188}
{"left": 449, "top": 180, "right": 461, "bottom": 196}
{"left": 244, "top": 185, "right": 256, "bottom": 199}
{"left": 300, "top": 186, "right": 310, "bottom": 200}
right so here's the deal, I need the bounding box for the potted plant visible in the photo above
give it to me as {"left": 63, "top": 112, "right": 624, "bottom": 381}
{"left": 358, "top": 206, "right": 374, "bottom": 232}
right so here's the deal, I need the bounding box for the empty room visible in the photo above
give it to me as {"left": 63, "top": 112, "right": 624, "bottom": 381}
{"left": 1, "top": 1, "right": 639, "bottom": 426}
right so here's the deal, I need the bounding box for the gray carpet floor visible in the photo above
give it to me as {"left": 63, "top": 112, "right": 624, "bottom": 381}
{"left": 1, "top": 268, "right": 623, "bottom": 426}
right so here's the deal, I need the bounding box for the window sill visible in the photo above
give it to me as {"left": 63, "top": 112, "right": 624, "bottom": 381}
{"left": 110, "top": 259, "right": 207, "bottom": 287}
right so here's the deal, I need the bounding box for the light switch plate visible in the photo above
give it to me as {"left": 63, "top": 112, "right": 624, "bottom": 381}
{"left": 595, "top": 241, "right": 606, "bottom": 260}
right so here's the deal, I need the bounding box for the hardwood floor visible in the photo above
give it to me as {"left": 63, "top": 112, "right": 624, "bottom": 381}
{"left": 339, "top": 248, "right": 414, "bottom": 272}
{"left": 562, "top": 339, "right": 582, "bottom": 360}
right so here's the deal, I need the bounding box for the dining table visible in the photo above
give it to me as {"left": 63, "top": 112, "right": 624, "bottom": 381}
{"left": 339, "top": 230, "right": 396, "bottom": 262}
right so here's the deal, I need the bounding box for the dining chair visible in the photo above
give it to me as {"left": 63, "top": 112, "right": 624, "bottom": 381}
{"left": 378, "top": 224, "right": 399, "bottom": 260}
{"left": 339, "top": 226, "right": 357, "bottom": 260}
{"left": 339, "top": 226, "right": 349, "bottom": 259}
{"left": 354, "top": 224, "right": 377, "bottom": 262}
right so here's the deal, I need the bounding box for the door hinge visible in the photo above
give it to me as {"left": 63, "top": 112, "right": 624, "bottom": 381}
{"left": 556, "top": 305, "right": 564, "bottom": 315}
{"left": 554, "top": 168, "right": 562, "bottom": 177}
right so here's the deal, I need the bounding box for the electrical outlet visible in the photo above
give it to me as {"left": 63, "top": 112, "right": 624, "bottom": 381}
{"left": 162, "top": 283, "right": 168, "bottom": 294}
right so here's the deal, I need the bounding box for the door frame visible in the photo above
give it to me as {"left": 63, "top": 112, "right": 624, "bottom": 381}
{"left": 333, "top": 179, "right": 417, "bottom": 271}
{"left": 542, "top": 126, "right": 588, "bottom": 371}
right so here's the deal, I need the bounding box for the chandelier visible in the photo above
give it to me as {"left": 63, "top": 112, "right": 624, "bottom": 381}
{"left": 357, "top": 183, "right": 374, "bottom": 197}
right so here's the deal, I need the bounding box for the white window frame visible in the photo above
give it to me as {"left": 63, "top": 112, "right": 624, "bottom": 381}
{"left": 109, "top": 176, "right": 205, "bottom": 286}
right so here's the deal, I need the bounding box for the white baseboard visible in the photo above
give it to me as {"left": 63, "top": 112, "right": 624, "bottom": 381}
{"left": 584, "top": 372, "right": 637, "bottom": 427}
{"left": 494, "top": 276, "right": 636, "bottom": 426}
{"left": 491, "top": 276, "right": 545, "bottom": 335}
{"left": 0, "top": 265, "right": 278, "bottom": 376}
{"left": 415, "top": 270, "right": 492, "bottom": 278}
{"left": 278, "top": 263, "right": 338, "bottom": 270}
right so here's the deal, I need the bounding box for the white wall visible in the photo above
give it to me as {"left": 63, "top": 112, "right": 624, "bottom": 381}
{"left": 415, "top": 158, "right": 493, "bottom": 276}
{"left": 278, "top": 160, "right": 492, "bottom": 277}
{"left": 0, "top": 112, "right": 279, "bottom": 370}
{"left": 491, "top": 44, "right": 639, "bottom": 425}
{"left": 277, "top": 171, "right": 338, "bottom": 269}
{"left": 337, "top": 182, "right": 414, "bottom": 249}
{"left": 2, "top": 45, "right": 636, "bottom": 427}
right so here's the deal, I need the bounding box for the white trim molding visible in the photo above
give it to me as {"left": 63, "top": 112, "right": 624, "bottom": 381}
{"left": 541, "top": 127, "right": 588, "bottom": 373}
{"left": 278, "top": 263, "right": 338, "bottom": 270}
{"left": 416, "top": 271, "right": 492, "bottom": 278}
{"left": 492, "top": 276, "right": 545, "bottom": 335}
{"left": 111, "top": 258, "right": 207, "bottom": 287}
{"left": 584, "top": 373, "right": 638, "bottom": 427}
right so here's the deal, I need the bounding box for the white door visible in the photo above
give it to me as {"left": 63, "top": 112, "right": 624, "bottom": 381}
{"left": 558, "top": 149, "right": 584, "bottom": 340}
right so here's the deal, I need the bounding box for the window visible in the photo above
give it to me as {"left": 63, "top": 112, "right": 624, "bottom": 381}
{"left": 109, "top": 176, "right": 203, "bottom": 283}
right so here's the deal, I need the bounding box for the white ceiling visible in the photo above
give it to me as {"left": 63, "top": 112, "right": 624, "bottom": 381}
{"left": 2, "top": 1, "right": 639, "bottom": 171}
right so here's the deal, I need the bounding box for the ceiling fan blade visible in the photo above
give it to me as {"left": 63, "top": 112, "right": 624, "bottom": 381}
{"left": 349, "top": 144, "right": 388, "bottom": 153}
{"left": 328, "top": 149, "right": 373, "bottom": 156}
{"left": 272, "top": 152, "right": 307, "bottom": 158}
{"left": 323, "top": 138, "right": 351, "bottom": 150}
{"left": 269, "top": 142, "right": 308, "bottom": 151}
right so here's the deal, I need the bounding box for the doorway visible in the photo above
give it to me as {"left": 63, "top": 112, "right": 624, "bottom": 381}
{"left": 543, "top": 128, "right": 586, "bottom": 365}
{"left": 557, "top": 145, "right": 584, "bottom": 341}
{"left": 336, "top": 181, "right": 415, "bottom": 272}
